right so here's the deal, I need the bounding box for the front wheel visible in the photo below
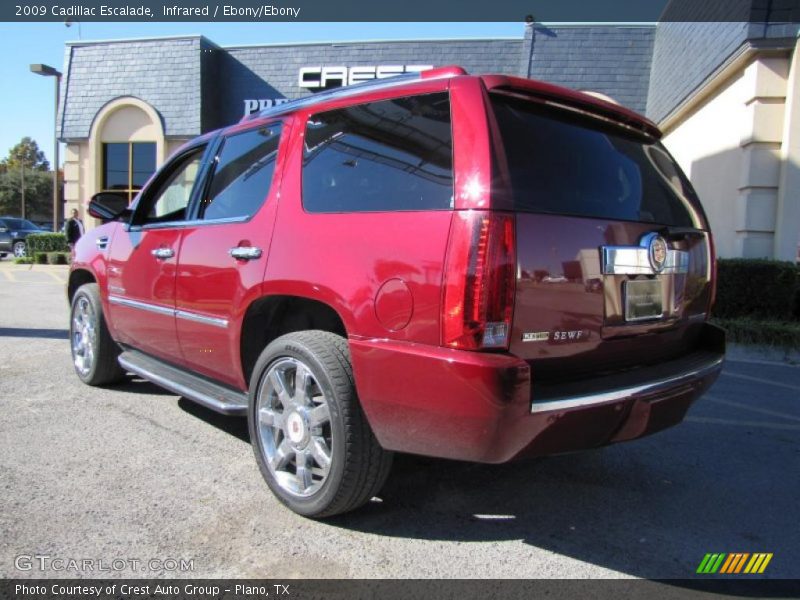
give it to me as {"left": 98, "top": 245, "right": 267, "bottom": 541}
{"left": 248, "top": 331, "right": 392, "bottom": 518}
{"left": 12, "top": 241, "right": 26, "bottom": 258}
{"left": 70, "top": 283, "right": 126, "bottom": 386}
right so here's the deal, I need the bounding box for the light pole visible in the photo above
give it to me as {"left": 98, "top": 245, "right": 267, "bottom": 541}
{"left": 20, "top": 162, "right": 25, "bottom": 219}
{"left": 30, "top": 63, "right": 62, "bottom": 232}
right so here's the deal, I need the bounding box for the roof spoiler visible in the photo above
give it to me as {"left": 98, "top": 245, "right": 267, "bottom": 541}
{"left": 482, "top": 74, "right": 661, "bottom": 140}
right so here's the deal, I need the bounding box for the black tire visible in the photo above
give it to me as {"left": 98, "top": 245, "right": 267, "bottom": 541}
{"left": 69, "top": 283, "right": 126, "bottom": 386}
{"left": 248, "top": 330, "right": 392, "bottom": 518}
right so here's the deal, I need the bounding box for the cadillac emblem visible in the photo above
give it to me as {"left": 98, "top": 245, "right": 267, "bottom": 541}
{"left": 647, "top": 234, "right": 668, "bottom": 273}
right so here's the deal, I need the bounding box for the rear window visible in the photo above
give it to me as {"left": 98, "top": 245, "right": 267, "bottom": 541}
{"left": 490, "top": 94, "right": 696, "bottom": 227}
{"left": 302, "top": 92, "right": 453, "bottom": 213}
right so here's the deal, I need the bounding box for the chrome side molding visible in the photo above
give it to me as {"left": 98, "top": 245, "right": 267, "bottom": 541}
{"left": 108, "top": 295, "right": 229, "bottom": 329}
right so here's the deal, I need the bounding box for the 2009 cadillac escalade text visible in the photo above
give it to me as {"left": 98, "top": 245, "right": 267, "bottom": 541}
{"left": 68, "top": 66, "right": 724, "bottom": 518}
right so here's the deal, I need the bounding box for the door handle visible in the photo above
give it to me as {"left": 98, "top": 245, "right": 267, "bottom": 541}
{"left": 229, "top": 246, "right": 262, "bottom": 260}
{"left": 151, "top": 247, "right": 175, "bottom": 260}
{"left": 96, "top": 236, "right": 109, "bottom": 250}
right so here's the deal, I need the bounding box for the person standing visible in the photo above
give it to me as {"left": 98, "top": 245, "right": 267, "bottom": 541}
{"left": 65, "top": 208, "right": 85, "bottom": 249}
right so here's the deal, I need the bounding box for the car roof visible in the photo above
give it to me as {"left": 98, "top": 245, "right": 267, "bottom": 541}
{"left": 210, "top": 65, "right": 660, "bottom": 141}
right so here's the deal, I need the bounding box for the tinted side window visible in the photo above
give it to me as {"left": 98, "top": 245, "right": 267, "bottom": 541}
{"left": 201, "top": 124, "right": 282, "bottom": 221}
{"left": 143, "top": 150, "right": 204, "bottom": 224}
{"left": 131, "top": 147, "right": 205, "bottom": 226}
{"left": 490, "top": 95, "right": 696, "bottom": 227}
{"left": 302, "top": 92, "right": 453, "bottom": 213}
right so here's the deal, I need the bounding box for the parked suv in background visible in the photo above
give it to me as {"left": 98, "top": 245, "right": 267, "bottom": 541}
{"left": 68, "top": 66, "right": 724, "bottom": 518}
{"left": 0, "top": 217, "right": 44, "bottom": 258}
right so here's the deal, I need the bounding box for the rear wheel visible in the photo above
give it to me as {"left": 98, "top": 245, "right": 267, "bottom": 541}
{"left": 12, "top": 241, "right": 26, "bottom": 258}
{"left": 248, "top": 331, "right": 392, "bottom": 518}
{"left": 70, "top": 283, "right": 126, "bottom": 386}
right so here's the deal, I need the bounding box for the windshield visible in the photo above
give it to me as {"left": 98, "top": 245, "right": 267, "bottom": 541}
{"left": 489, "top": 94, "right": 702, "bottom": 228}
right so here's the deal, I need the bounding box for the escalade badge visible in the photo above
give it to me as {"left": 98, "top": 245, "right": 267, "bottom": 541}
{"left": 643, "top": 233, "right": 668, "bottom": 273}
{"left": 522, "top": 331, "right": 550, "bottom": 342}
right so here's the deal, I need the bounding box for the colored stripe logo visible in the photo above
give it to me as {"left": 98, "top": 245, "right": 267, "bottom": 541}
{"left": 697, "top": 553, "right": 773, "bottom": 574}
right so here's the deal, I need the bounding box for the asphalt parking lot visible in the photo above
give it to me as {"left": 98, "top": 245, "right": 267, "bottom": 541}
{"left": 0, "top": 260, "right": 798, "bottom": 580}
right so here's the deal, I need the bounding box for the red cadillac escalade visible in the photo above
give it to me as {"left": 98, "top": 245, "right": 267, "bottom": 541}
{"left": 68, "top": 66, "right": 724, "bottom": 518}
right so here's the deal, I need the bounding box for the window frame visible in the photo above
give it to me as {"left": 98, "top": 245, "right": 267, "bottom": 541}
{"left": 300, "top": 91, "right": 455, "bottom": 214}
{"left": 101, "top": 141, "right": 158, "bottom": 204}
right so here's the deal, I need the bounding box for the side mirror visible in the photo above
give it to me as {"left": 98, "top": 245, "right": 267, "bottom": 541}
{"left": 87, "top": 192, "right": 132, "bottom": 223}
{"left": 0, "top": 226, "right": 8, "bottom": 233}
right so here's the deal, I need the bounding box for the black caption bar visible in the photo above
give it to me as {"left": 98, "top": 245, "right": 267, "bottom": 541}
{"left": 3, "top": 579, "right": 799, "bottom": 600}
{"left": 3, "top": 0, "right": 800, "bottom": 22}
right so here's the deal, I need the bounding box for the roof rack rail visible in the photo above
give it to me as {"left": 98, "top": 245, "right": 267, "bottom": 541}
{"left": 241, "top": 65, "right": 467, "bottom": 123}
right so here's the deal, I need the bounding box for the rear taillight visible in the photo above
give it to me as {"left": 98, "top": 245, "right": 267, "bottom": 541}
{"left": 442, "top": 211, "right": 516, "bottom": 350}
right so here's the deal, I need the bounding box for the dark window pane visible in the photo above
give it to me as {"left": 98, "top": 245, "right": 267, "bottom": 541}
{"left": 103, "top": 143, "right": 129, "bottom": 191}
{"left": 131, "top": 143, "right": 157, "bottom": 188}
{"left": 302, "top": 92, "right": 453, "bottom": 213}
{"left": 202, "top": 125, "right": 282, "bottom": 221}
{"left": 489, "top": 95, "right": 695, "bottom": 227}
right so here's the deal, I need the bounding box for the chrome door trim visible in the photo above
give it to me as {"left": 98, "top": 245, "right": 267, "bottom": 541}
{"left": 175, "top": 309, "right": 229, "bottom": 329}
{"left": 108, "top": 295, "right": 174, "bottom": 317}
{"left": 108, "top": 295, "right": 229, "bottom": 329}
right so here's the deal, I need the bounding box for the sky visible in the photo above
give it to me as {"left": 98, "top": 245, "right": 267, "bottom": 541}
{"left": 0, "top": 22, "right": 524, "bottom": 168}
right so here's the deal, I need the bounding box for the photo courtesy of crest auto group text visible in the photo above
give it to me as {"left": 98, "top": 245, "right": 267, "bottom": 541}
{"left": 0, "top": 0, "right": 799, "bottom": 598}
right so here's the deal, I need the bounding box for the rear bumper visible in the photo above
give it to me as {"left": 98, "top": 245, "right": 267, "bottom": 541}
{"left": 350, "top": 323, "right": 724, "bottom": 463}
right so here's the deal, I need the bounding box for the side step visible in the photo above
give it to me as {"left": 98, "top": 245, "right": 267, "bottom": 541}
{"left": 118, "top": 349, "right": 248, "bottom": 416}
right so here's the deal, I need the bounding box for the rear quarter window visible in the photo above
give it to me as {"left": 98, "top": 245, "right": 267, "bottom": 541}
{"left": 490, "top": 94, "right": 698, "bottom": 227}
{"left": 302, "top": 92, "right": 453, "bottom": 213}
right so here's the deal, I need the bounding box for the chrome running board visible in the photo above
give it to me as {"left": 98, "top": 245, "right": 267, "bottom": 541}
{"left": 118, "top": 349, "right": 248, "bottom": 416}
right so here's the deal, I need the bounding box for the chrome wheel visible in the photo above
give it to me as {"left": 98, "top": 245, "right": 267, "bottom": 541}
{"left": 71, "top": 295, "right": 97, "bottom": 376}
{"left": 256, "top": 357, "right": 333, "bottom": 497}
{"left": 12, "top": 241, "right": 26, "bottom": 258}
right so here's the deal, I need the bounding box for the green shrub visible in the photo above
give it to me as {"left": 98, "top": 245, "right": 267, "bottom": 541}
{"left": 46, "top": 252, "right": 69, "bottom": 265}
{"left": 713, "top": 317, "right": 800, "bottom": 349}
{"left": 26, "top": 233, "right": 68, "bottom": 257}
{"left": 714, "top": 259, "right": 798, "bottom": 320}
{"left": 34, "top": 252, "right": 48, "bottom": 264}
{"left": 12, "top": 257, "right": 33, "bottom": 264}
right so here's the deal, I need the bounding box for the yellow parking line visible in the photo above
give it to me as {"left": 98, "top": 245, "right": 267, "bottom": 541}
{"left": 1, "top": 269, "right": 16, "bottom": 282}
{"left": 43, "top": 270, "right": 66, "bottom": 283}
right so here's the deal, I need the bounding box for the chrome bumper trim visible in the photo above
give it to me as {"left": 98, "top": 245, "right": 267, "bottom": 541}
{"left": 530, "top": 354, "right": 724, "bottom": 413}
